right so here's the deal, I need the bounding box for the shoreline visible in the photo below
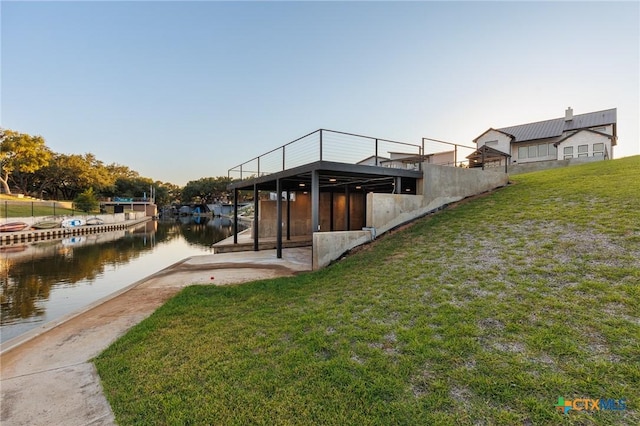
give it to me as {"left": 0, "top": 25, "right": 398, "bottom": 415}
{"left": 0, "top": 246, "right": 312, "bottom": 426}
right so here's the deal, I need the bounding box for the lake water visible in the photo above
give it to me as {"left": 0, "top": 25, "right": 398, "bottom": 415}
{"left": 0, "top": 217, "right": 241, "bottom": 343}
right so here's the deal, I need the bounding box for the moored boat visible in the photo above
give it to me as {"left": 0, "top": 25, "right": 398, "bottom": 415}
{"left": 0, "top": 222, "right": 30, "bottom": 232}
{"left": 61, "top": 218, "right": 86, "bottom": 228}
{"left": 32, "top": 220, "right": 62, "bottom": 229}
{"left": 86, "top": 217, "right": 105, "bottom": 226}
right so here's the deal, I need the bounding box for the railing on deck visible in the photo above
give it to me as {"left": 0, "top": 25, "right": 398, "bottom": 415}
{"left": 228, "top": 129, "right": 477, "bottom": 181}
{"left": 228, "top": 129, "right": 425, "bottom": 181}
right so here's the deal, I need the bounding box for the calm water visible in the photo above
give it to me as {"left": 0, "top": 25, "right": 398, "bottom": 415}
{"left": 0, "top": 217, "right": 241, "bottom": 343}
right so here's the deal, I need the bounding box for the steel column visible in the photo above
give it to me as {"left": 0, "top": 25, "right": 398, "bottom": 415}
{"left": 276, "top": 178, "right": 282, "bottom": 259}
{"left": 233, "top": 188, "right": 238, "bottom": 244}
{"left": 253, "top": 184, "right": 259, "bottom": 251}
{"left": 311, "top": 170, "right": 320, "bottom": 233}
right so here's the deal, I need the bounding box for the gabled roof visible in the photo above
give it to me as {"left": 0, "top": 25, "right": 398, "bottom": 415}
{"left": 490, "top": 108, "right": 617, "bottom": 143}
{"left": 472, "top": 128, "right": 515, "bottom": 143}
{"left": 466, "top": 144, "right": 511, "bottom": 161}
{"left": 554, "top": 128, "right": 615, "bottom": 146}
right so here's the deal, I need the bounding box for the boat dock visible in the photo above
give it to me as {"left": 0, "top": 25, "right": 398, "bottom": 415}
{"left": 0, "top": 217, "right": 151, "bottom": 246}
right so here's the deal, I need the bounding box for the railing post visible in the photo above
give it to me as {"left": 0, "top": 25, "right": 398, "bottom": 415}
{"left": 257, "top": 157, "right": 260, "bottom": 177}
{"left": 375, "top": 139, "right": 379, "bottom": 166}
{"left": 319, "top": 129, "right": 323, "bottom": 161}
{"left": 282, "top": 146, "right": 286, "bottom": 171}
{"left": 240, "top": 164, "right": 243, "bottom": 180}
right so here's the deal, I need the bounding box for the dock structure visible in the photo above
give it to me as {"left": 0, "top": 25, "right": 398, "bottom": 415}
{"left": 0, "top": 218, "right": 151, "bottom": 246}
{"left": 226, "top": 128, "right": 510, "bottom": 269}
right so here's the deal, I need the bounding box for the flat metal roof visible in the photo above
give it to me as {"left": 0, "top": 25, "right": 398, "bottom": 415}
{"left": 228, "top": 160, "right": 422, "bottom": 193}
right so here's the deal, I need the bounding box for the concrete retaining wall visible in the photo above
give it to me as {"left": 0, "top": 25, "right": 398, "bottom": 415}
{"left": 421, "top": 164, "right": 509, "bottom": 205}
{"left": 508, "top": 157, "right": 603, "bottom": 175}
{"left": 313, "top": 230, "right": 373, "bottom": 270}
{"left": 366, "top": 194, "right": 424, "bottom": 235}
{"left": 314, "top": 164, "right": 509, "bottom": 270}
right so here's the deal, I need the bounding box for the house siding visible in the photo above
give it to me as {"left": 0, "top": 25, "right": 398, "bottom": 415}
{"left": 512, "top": 138, "right": 559, "bottom": 164}
{"left": 556, "top": 131, "right": 612, "bottom": 160}
{"left": 475, "top": 130, "right": 511, "bottom": 155}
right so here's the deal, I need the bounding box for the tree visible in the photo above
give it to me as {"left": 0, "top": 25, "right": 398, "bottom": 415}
{"left": 74, "top": 187, "right": 99, "bottom": 213}
{"left": 39, "top": 153, "right": 115, "bottom": 200}
{"left": 0, "top": 129, "right": 52, "bottom": 194}
{"left": 181, "top": 176, "right": 232, "bottom": 204}
{"left": 154, "top": 181, "right": 180, "bottom": 207}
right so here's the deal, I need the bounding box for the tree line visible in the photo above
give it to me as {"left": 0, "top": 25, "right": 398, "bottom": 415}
{"left": 1, "top": 128, "right": 235, "bottom": 207}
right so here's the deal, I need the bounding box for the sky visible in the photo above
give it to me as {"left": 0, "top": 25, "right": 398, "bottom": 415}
{"left": 2, "top": 1, "right": 638, "bottom": 186}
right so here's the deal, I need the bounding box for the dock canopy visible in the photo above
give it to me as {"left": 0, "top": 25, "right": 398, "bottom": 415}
{"left": 227, "top": 160, "right": 422, "bottom": 258}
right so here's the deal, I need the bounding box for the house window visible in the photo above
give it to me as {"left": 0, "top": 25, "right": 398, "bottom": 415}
{"left": 549, "top": 144, "right": 557, "bottom": 157}
{"left": 518, "top": 146, "right": 528, "bottom": 159}
{"left": 564, "top": 146, "right": 573, "bottom": 159}
{"left": 593, "top": 143, "right": 605, "bottom": 157}
{"left": 528, "top": 145, "right": 537, "bottom": 158}
{"left": 578, "top": 144, "right": 588, "bottom": 157}
{"left": 538, "top": 144, "right": 548, "bottom": 157}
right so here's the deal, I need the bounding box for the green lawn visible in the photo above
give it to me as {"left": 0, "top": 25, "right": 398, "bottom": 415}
{"left": 0, "top": 196, "right": 78, "bottom": 218}
{"left": 95, "top": 156, "right": 640, "bottom": 425}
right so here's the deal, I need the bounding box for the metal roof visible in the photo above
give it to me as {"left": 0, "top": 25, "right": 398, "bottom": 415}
{"left": 497, "top": 108, "right": 616, "bottom": 143}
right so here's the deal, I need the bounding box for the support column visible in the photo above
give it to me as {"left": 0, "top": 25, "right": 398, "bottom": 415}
{"left": 311, "top": 170, "right": 320, "bottom": 233}
{"left": 329, "top": 192, "right": 334, "bottom": 231}
{"left": 286, "top": 190, "right": 291, "bottom": 241}
{"left": 395, "top": 177, "right": 402, "bottom": 194}
{"left": 253, "top": 184, "right": 259, "bottom": 251}
{"left": 345, "top": 185, "right": 351, "bottom": 231}
{"left": 276, "top": 178, "right": 282, "bottom": 259}
{"left": 233, "top": 188, "right": 238, "bottom": 244}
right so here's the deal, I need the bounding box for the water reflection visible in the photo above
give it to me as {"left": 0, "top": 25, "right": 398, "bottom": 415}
{"left": 0, "top": 217, "right": 242, "bottom": 342}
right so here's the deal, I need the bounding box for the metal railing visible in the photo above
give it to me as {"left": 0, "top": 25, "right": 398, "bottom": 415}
{"left": 421, "top": 137, "right": 477, "bottom": 168}
{"left": 228, "top": 129, "right": 426, "bottom": 181}
{"left": 228, "top": 129, "right": 478, "bottom": 181}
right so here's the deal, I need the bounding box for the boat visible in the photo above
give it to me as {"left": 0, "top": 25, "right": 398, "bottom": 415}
{"left": 61, "top": 218, "right": 86, "bottom": 228}
{"left": 32, "top": 220, "right": 61, "bottom": 229}
{"left": 0, "top": 222, "right": 30, "bottom": 232}
{"left": 86, "top": 217, "right": 105, "bottom": 226}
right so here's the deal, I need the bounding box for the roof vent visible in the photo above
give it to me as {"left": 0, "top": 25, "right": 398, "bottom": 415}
{"left": 565, "top": 107, "right": 573, "bottom": 121}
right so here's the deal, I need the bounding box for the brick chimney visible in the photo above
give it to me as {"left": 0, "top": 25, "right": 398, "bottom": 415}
{"left": 565, "top": 107, "right": 573, "bottom": 121}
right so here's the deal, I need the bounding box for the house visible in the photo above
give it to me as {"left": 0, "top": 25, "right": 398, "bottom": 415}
{"left": 468, "top": 107, "right": 617, "bottom": 169}
{"left": 358, "top": 150, "right": 457, "bottom": 171}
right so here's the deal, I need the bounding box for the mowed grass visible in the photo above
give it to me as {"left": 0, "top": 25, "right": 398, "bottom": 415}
{"left": 0, "top": 196, "right": 78, "bottom": 217}
{"left": 95, "top": 156, "right": 640, "bottom": 425}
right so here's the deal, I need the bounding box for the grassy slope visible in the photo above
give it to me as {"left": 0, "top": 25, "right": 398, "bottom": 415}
{"left": 95, "top": 157, "right": 640, "bottom": 425}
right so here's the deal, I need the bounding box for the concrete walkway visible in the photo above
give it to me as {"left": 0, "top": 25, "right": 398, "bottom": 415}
{"left": 0, "top": 247, "right": 312, "bottom": 426}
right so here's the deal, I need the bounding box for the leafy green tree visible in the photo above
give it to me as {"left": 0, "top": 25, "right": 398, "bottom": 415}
{"left": 181, "top": 177, "right": 232, "bottom": 204}
{"left": 39, "top": 153, "right": 115, "bottom": 200}
{"left": 74, "top": 187, "right": 99, "bottom": 213}
{"left": 154, "top": 181, "right": 179, "bottom": 207}
{"left": 0, "top": 129, "right": 52, "bottom": 194}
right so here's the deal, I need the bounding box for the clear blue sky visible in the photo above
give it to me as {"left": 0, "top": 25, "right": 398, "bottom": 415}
{"left": 2, "top": 1, "right": 638, "bottom": 186}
